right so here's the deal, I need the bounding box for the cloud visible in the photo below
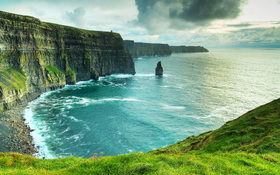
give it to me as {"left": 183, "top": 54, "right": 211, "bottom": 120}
{"left": 192, "top": 27, "right": 280, "bottom": 47}
{"left": 125, "top": 26, "right": 280, "bottom": 48}
{"left": 65, "top": 7, "right": 88, "bottom": 28}
{"left": 134, "top": 0, "right": 248, "bottom": 34}
{"left": 227, "top": 23, "right": 253, "bottom": 28}
{"left": 30, "top": 7, "right": 45, "bottom": 16}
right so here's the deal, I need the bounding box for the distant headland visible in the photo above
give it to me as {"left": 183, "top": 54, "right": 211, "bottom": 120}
{"left": 124, "top": 40, "right": 208, "bottom": 58}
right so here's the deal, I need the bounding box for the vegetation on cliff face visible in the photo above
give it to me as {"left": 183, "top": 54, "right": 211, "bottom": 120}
{"left": 0, "top": 10, "right": 135, "bottom": 110}
{"left": 1, "top": 98, "right": 279, "bottom": 174}
{"left": 0, "top": 69, "right": 27, "bottom": 110}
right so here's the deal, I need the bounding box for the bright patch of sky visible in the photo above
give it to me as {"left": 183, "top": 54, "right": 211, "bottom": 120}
{"left": 0, "top": 0, "right": 279, "bottom": 48}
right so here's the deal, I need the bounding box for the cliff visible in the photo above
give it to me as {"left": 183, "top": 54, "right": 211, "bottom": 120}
{"left": 124, "top": 40, "right": 208, "bottom": 58}
{"left": 170, "top": 46, "right": 209, "bottom": 53}
{"left": 124, "top": 40, "right": 171, "bottom": 58}
{"left": 0, "top": 11, "right": 135, "bottom": 110}
{"left": 1, "top": 98, "right": 279, "bottom": 174}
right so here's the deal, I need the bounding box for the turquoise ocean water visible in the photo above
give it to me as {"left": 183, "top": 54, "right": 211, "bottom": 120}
{"left": 23, "top": 48, "right": 280, "bottom": 159}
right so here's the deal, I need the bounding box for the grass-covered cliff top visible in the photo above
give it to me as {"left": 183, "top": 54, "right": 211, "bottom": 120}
{"left": 170, "top": 46, "right": 209, "bottom": 53}
{"left": 0, "top": 11, "right": 40, "bottom": 24}
{"left": 41, "top": 22, "right": 122, "bottom": 39}
{"left": 0, "top": 10, "right": 122, "bottom": 39}
{"left": 1, "top": 98, "right": 279, "bottom": 174}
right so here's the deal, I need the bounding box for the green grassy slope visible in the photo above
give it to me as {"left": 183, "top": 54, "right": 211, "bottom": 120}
{"left": 1, "top": 98, "right": 280, "bottom": 174}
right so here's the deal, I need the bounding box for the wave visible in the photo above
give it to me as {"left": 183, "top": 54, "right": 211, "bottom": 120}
{"left": 101, "top": 98, "right": 142, "bottom": 102}
{"left": 59, "top": 96, "right": 143, "bottom": 108}
{"left": 66, "top": 133, "right": 84, "bottom": 143}
{"left": 161, "top": 103, "right": 186, "bottom": 110}
{"left": 23, "top": 101, "right": 57, "bottom": 159}
{"left": 100, "top": 73, "right": 169, "bottom": 79}
{"left": 160, "top": 85, "right": 182, "bottom": 89}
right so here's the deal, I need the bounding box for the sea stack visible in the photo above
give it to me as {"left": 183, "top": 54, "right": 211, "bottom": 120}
{"left": 155, "top": 61, "right": 163, "bottom": 75}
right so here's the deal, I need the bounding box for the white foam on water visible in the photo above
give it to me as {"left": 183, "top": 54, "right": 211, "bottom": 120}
{"left": 98, "top": 97, "right": 143, "bottom": 103}
{"left": 162, "top": 103, "right": 186, "bottom": 110}
{"left": 110, "top": 74, "right": 135, "bottom": 78}
{"left": 160, "top": 85, "right": 182, "bottom": 89}
{"left": 66, "top": 133, "right": 82, "bottom": 143}
{"left": 23, "top": 100, "right": 57, "bottom": 159}
{"left": 122, "top": 98, "right": 142, "bottom": 102}
{"left": 69, "top": 116, "right": 82, "bottom": 122}
{"left": 59, "top": 127, "right": 70, "bottom": 135}
{"left": 135, "top": 74, "right": 155, "bottom": 77}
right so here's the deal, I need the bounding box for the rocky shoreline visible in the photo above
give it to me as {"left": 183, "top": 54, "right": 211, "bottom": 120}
{"left": 0, "top": 93, "right": 41, "bottom": 156}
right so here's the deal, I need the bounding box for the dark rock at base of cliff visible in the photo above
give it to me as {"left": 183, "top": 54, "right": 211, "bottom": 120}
{"left": 155, "top": 61, "right": 163, "bottom": 76}
{"left": 91, "top": 69, "right": 99, "bottom": 80}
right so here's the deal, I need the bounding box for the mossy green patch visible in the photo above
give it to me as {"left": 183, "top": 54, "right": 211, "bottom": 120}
{"left": 44, "top": 65, "right": 65, "bottom": 86}
{"left": 66, "top": 67, "right": 75, "bottom": 76}
{"left": 45, "top": 65, "right": 61, "bottom": 74}
{"left": 0, "top": 68, "right": 27, "bottom": 91}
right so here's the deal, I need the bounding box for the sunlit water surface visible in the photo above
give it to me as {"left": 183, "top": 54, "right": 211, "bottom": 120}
{"left": 23, "top": 48, "right": 280, "bottom": 159}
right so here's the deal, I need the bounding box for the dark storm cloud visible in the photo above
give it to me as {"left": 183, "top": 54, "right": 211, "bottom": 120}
{"left": 169, "top": 0, "right": 246, "bottom": 22}
{"left": 134, "top": 0, "right": 247, "bottom": 34}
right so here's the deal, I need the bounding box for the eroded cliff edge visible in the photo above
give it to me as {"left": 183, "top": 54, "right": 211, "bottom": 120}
{"left": 0, "top": 11, "right": 135, "bottom": 110}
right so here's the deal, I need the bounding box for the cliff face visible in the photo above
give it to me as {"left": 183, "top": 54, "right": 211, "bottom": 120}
{"left": 124, "top": 40, "right": 208, "bottom": 58}
{"left": 124, "top": 40, "right": 171, "bottom": 58}
{"left": 0, "top": 11, "right": 135, "bottom": 110}
{"left": 170, "top": 46, "right": 209, "bottom": 53}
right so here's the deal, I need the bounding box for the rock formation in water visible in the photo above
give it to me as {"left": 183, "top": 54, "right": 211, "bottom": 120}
{"left": 0, "top": 11, "right": 135, "bottom": 110}
{"left": 124, "top": 40, "right": 209, "bottom": 58}
{"left": 155, "top": 61, "right": 163, "bottom": 75}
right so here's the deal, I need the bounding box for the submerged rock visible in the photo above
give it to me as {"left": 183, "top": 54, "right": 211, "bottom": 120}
{"left": 155, "top": 61, "right": 163, "bottom": 75}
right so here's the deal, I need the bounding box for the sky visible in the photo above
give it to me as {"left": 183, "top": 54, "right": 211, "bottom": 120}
{"left": 1, "top": 0, "right": 280, "bottom": 48}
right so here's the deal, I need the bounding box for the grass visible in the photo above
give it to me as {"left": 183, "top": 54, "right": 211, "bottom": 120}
{"left": 45, "top": 65, "right": 62, "bottom": 74}
{"left": 0, "top": 98, "right": 279, "bottom": 174}
{"left": 0, "top": 152, "right": 279, "bottom": 174}
{"left": 41, "top": 21, "right": 120, "bottom": 38}
{"left": 0, "top": 68, "right": 27, "bottom": 91}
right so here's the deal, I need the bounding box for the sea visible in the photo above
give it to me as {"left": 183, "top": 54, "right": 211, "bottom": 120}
{"left": 23, "top": 48, "right": 280, "bottom": 159}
